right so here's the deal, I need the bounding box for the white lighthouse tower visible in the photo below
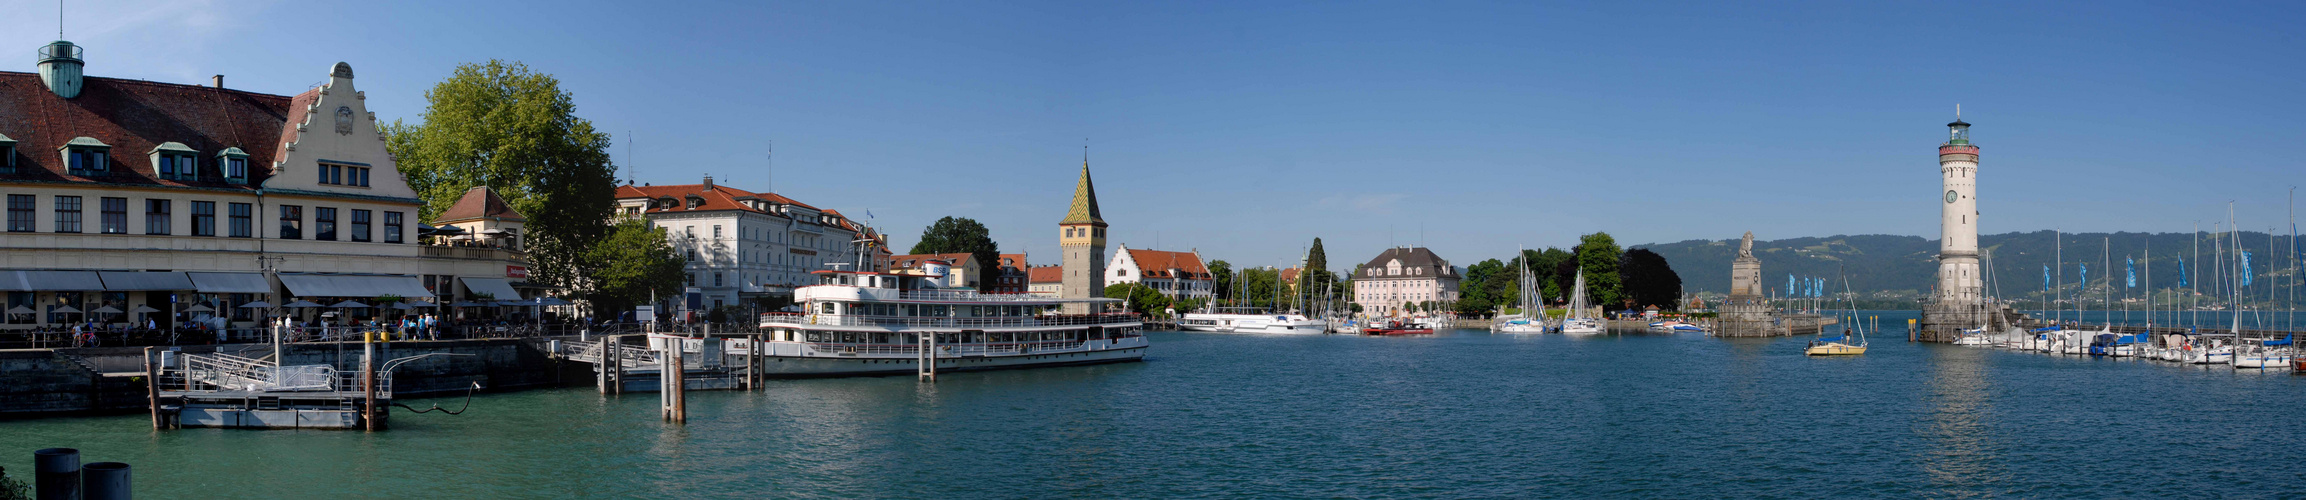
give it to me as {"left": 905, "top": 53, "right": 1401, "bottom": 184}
{"left": 1922, "top": 110, "right": 1986, "bottom": 340}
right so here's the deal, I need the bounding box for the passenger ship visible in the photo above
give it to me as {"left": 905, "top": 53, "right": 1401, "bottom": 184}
{"left": 752, "top": 270, "right": 1148, "bottom": 376}
{"left": 1176, "top": 309, "right": 1327, "bottom": 334}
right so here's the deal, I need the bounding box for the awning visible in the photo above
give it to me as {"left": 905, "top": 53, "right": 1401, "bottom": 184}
{"left": 97, "top": 271, "right": 193, "bottom": 291}
{"left": 279, "top": 274, "right": 435, "bottom": 299}
{"left": 188, "top": 272, "right": 272, "bottom": 294}
{"left": 1, "top": 270, "right": 108, "bottom": 291}
{"left": 459, "top": 277, "right": 523, "bottom": 301}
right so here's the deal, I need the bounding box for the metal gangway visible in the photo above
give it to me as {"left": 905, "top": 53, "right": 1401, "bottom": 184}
{"left": 179, "top": 351, "right": 339, "bottom": 392}
{"left": 563, "top": 340, "right": 664, "bottom": 371}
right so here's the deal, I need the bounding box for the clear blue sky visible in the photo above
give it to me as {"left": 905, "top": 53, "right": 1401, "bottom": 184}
{"left": 9, "top": 0, "right": 2304, "bottom": 269}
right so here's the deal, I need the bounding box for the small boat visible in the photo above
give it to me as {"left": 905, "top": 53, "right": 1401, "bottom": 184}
{"left": 1559, "top": 270, "right": 1603, "bottom": 335}
{"left": 2234, "top": 335, "right": 2294, "bottom": 369}
{"left": 1364, "top": 318, "right": 1432, "bottom": 336}
{"left": 1492, "top": 245, "right": 1550, "bottom": 334}
{"left": 1951, "top": 327, "right": 1994, "bottom": 346}
{"left": 1805, "top": 270, "right": 1868, "bottom": 356}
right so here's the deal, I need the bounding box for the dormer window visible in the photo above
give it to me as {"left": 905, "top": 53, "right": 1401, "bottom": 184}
{"left": 149, "top": 142, "right": 199, "bottom": 181}
{"left": 686, "top": 195, "right": 704, "bottom": 209}
{"left": 0, "top": 133, "right": 16, "bottom": 174}
{"left": 61, "top": 137, "right": 109, "bottom": 176}
{"left": 217, "top": 147, "right": 249, "bottom": 184}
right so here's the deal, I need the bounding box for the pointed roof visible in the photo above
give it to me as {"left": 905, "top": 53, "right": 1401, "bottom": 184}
{"left": 434, "top": 185, "right": 526, "bottom": 224}
{"left": 1060, "top": 163, "right": 1104, "bottom": 225}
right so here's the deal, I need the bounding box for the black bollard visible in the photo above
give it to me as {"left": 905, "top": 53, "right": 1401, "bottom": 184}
{"left": 80, "top": 462, "right": 129, "bottom": 500}
{"left": 33, "top": 448, "right": 79, "bottom": 500}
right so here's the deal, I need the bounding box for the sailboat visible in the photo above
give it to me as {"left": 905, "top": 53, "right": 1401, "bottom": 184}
{"left": 1805, "top": 270, "right": 1868, "bottom": 356}
{"left": 1559, "top": 269, "right": 1603, "bottom": 335}
{"left": 1492, "top": 255, "right": 1548, "bottom": 334}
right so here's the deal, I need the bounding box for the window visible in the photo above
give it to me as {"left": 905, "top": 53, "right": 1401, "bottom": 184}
{"left": 6, "top": 195, "right": 32, "bottom": 232}
{"left": 0, "top": 136, "right": 16, "bottom": 174}
{"left": 228, "top": 203, "right": 252, "bottom": 238}
{"left": 351, "top": 209, "right": 371, "bottom": 242}
{"left": 715, "top": 273, "right": 724, "bottom": 287}
{"left": 63, "top": 137, "right": 109, "bottom": 175}
{"left": 191, "top": 201, "right": 215, "bottom": 237}
{"left": 145, "top": 199, "right": 171, "bottom": 235}
{"left": 279, "top": 205, "right": 302, "bottom": 239}
{"left": 318, "top": 164, "right": 371, "bottom": 187}
{"left": 714, "top": 225, "right": 722, "bottom": 238}
{"left": 219, "top": 148, "right": 249, "bottom": 183}
{"left": 384, "top": 211, "right": 403, "bottom": 243}
{"left": 315, "top": 207, "right": 337, "bottom": 241}
{"left": 53, "top": 196, "right": 81, "bottom": 233}
{"left": 100, "top": 197, "right": 127, "bottom": 234}
{"left": 151, "top": 143, "right": 198, "bottom": 181}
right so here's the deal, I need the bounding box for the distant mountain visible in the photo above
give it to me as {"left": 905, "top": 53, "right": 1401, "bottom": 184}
{"left": 1635, "top": 230, "right": 2300, "bottom": 298}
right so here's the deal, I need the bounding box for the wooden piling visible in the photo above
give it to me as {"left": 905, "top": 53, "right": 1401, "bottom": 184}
{"left": 598, "top": 337, "right": 612, "bottom": 395}
{"left": 363, "top": 333, "right": 378, "bottom": 432}
{"left": 144, "top": 347, "right": 159, "bottom": 430}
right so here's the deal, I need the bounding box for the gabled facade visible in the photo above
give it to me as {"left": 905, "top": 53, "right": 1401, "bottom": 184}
{"left": 612, "top": 176, "right": 884, "bottom": 310}
{"left": 991, "top": 253, "right": 1028, "bottom": 294}
{"left": 0, "top": 50, "right": 527, "bottom": 332}
{"left": 1027, "top": 265, "right": 1063, "bottom": 297}
{"left": 890, "top": 253, "right": 980, "bottom": 289}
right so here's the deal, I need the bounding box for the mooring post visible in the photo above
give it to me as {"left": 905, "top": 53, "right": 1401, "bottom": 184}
{"left": 34, "top": 448, "right": 79, "bottom": 500}
{"left": 598, "top": 336, "right": 612, "bottom": 395}
{"left": 145, "top": 347, "right": 160, "bottom": 431}
{"left": 80, "top": 462, "right": 129, "bottom": 500}
{"left": 666, "top": 338, "right": 686, "bottom": 423}
{"left": 611, "top": 335, "right": 624, "bottom": 396}
{"left": 363, "top": 332, "right": 379, "bottom": 432}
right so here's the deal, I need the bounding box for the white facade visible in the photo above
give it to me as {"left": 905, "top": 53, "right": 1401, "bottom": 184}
{"left": 615, "top": 180, "right": 877, "bottom": 311}
{"left": 1104, "top": 245, "right": 1213, "bottom": 300}
{"left": 1935, "top": 119, "right": 1983, "bottom": 308}
{"left": 1351, "top": 247, "right": 1460, "bottom": 316}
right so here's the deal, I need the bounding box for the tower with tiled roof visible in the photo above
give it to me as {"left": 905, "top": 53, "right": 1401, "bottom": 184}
{"left": 1058, "top": 161, "right": 1107, "bottom": 310}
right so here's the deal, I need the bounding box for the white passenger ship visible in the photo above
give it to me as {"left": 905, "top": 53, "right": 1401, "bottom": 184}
{"left": 752, "top": 270, "right": 1148, "bottom": 377}
{"left": 1176, "top": 309, "right": 1327, "bottom": 334}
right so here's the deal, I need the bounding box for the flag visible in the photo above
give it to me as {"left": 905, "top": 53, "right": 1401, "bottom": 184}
{"left": 2079, "top": 264, "right": 2086, "bottom": 286}
{"left": 2126, "top": 257, "right": 2136, "bottom": 288}
{"left": 2242, "top": 250, "right": 2253, "bottom": 286}
{"left": 2177, "top": 257, "right": 2188, "bottom": 287}
{"left": 1788, "top": 274, "right": 1795, "bottom": 296}
{"left": 2043, "top": 265, "right": 2051, "bottom": 291}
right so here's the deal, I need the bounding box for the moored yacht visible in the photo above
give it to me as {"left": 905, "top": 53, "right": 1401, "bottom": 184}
{"left": 1176, "top": 309, "right": 1327, "bottom": 334}
{"left": 751, "top": 270, "right": 1148, "bottom": 377}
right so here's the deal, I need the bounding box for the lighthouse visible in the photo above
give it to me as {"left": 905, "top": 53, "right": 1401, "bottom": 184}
{"left": 1923, "top": 111, "right": 1986, "bottom": 340}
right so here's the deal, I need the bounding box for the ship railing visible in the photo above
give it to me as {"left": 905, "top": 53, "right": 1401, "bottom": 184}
{"left": 799, "top": 339, "right": 1093, "bottom": 356}
{"left": 562, "top": 340, "right": 663, "bottom": 369}
{"left": 760, "top": 313, "right": 1141, "bottom": 329}
{"left": 895, "top": 290, "right": 1056, "bottom": 302}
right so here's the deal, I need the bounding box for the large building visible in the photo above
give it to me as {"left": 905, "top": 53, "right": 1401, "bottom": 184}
{"left": 1057, "top": 162, "right": 1106, "bottom": 313}
{"left": 1352, "top": 247, "right": 1460, "bottom": 315}
{"left": 991, "top": 253, "right": 1028, "bottom": 294}
{"left": 1920, "top": 113, "right": 1990, "bottom": 340}
{"left": 1027, "top": 265, "right": 1062, "bottom": 297}
{"left": 890, "top": 252, "right": 980, "bottom": 289}
{"left": 0, "top": 42, "right": 527, "bottom": 335}
{"left": 613, "top": 176, "right": 883, "bottom": 311}
{"left": 1104, "top": 245, "right": 1212, "bottom": 301}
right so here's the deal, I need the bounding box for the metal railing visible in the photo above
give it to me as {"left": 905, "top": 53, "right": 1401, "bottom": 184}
{"left": 760, "top": 313, "right": 1141, "bottom": 329}
{"left": 562, "top": 340, "right": 663, "bottom": 370}
{"left": 179, "top": 352, "right": 342, "bottom": 392}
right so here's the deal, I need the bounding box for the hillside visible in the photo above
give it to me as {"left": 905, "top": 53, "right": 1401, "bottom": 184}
{"left": 1636, "top": 230, "right": 2300, "bottom": 300}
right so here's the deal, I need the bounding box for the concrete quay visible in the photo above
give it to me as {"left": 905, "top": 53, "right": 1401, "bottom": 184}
{"left": 0, "top": 337, "right": 577, "bottom": 418}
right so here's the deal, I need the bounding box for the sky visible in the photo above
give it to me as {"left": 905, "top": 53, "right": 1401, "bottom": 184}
{"left": 6, "top": 0, "right": 2305, "bottom": 270}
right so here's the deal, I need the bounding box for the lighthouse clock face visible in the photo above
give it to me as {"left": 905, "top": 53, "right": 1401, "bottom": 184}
{"left": 1945, "top": 190, "right": 1959, "bottom": 203}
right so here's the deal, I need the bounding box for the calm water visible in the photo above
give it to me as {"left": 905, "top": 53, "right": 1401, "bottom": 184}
{"left": 7, "top": 311, "right": 2306, "bottom": 498}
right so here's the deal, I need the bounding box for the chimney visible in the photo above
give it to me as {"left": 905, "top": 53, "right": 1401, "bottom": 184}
{"left": 213, "top": 75, "right": 224, "bottom": 88}
{"left": 702, "top": 175, "right": 714, "bottom": 191}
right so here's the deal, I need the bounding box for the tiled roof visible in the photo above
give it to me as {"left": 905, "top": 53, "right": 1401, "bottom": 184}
{"left": 1028, "top": 265, "right": 1063, "bottom": 284}
{"left": 0, "top": 71, "right": 293, "bottom": 190}
{"left": 1279, "top": 267, "right": 1301, "bottom": 284}
{"left": 613, "top": 183, "right": 820, "bottom": 214}
{"left": 998, "top": 253, "right": 1027, "bottom": 270}
{"left": 1125, "top": 248, "right": 1210, "bottom": 280}
{"left": 1358, "top": 247, "right": 1456, "bottom": 280}
{"left": 1060, "top": 163, "right": 1104, "bottom": 225}
{"left": 434, "top": 185, "right": 525, "bottom": 223}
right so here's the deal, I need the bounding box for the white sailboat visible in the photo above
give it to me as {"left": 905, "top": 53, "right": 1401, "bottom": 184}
{"left": 1559, "top": 269, "right": 1603, "bottom": 335}
{"left": 1493, "top": 251, "right": 1548, "bottom": 334}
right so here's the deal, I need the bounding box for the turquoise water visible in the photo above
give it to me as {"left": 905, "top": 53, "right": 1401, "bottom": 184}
{"left": 7, "top": 313, "right": 2306, "bottom": 498}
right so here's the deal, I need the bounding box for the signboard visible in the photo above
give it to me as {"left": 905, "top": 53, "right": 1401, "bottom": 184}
{"left": 506, "top": 265, "right": 529, "bottom": 279}
{"left": 635, "top": 305, "right": 656, "bottom": 322}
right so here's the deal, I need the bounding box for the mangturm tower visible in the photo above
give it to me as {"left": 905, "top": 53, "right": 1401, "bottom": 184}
{"left": 1059, "top": 160, "right": 1108, "bottom": 313}
{"left": 1921, "top": 110, "right": 1987, "bottom": 341}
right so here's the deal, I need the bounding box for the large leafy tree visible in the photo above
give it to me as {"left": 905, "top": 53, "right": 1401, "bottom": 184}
{"left": 584, "top": 218, "right": 687, "bottom": 318}
{"left": 1207, "top": 260, "right": 1234, "bottom": 303}
{"left": 1574, "top": 232, "right": 1626, "bottom": 310}
{"left": 1104, "top": 283, "right": 1172, "bottom": 315}
{"left": 1619, "top": 248, "right": 1683, "bottom": 311}
{"left": 385, "top": 60, "right": 618, "bottom": 293}
{"left": 908, "top": 217, "right": 1001, "bottom": 288}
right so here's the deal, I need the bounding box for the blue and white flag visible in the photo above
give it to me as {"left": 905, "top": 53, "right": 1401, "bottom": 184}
{"left": 2079, "top": 264, "right": 2087, "bottom": 286}
{"left": 2177, "top": 257, "right": 2188, "bottom": 287}
{"left": 1788, "top": 274, "right": 1795, "bottom": 296}
{"left": 2043, "top": 265, "right": 2051, "bottom": 291}
{"left": 2242, "top": 250, "right": 2253, "bottom": 286}
{"left": 2126, "top": 257, "right": 2136, "bottom": 288}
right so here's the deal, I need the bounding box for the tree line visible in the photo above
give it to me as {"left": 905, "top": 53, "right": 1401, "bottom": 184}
{"left": 1452, "top": 232, "right": 1684, "bottom": 317}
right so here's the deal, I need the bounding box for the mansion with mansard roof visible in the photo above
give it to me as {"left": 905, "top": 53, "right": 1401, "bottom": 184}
{"left": 0, "top": 40, "right": 531, "bottom": 334}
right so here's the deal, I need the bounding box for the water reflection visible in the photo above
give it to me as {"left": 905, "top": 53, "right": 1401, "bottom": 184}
{"left": 1917, "top": 346, "right": 2002, "bottom": 495}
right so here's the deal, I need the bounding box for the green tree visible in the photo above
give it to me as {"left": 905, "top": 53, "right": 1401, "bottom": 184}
{"left": 583, "top": 218, "right": 687, "bottom": 319}
{"left": 1619, "top": 248, "right": 1683, "bottom": 311}
{"left": 1306, "top": 238, "right": 1329, "bottom": 276}
{"left": 908, "top": 216, "right": 1001, "bottom": 289}
{"left": 1104, "top": 283, "right": 1172, "bottom": 315}
{"left": 1575, "top": 232, "right": 1626, "bottom": 310}
{"left": 1208, "top": 260, "right": 1234, "bottom": 304}
{"left": 385, "top": 60, "right": 618, "bottom": 292}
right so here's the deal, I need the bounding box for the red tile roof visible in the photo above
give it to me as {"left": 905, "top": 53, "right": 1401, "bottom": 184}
{"left": 614, "top": 183, "right": 820, "bottom": 214}
{"left": 892, "top": 253, "right": 975, "bottom": 269}
{"left": 998, "top": 253, "right": 1027, "bottom": 270}
{"left": 434, "top": 186, "right": 525, "bottom": 223}
{"left": 1028, "top": 265, "right": 1063, "bottom": 284}
{"left": 0, "top": 71, "right": 294, "bottom": 190}
{"left": 1125, "top": 249, "right": 1210, "bottom": 280}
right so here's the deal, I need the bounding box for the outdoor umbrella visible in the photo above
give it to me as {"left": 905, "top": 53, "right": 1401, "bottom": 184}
{"left": 7, "top": 305, "right": 34, "bottom": 314}
{"left": 283, "top": 300, "right": 326, "bottom": 308}
{"left": 239, "top": 301, "right": 274, "bottom": 309}
{"left": 131, "top": 305, "right": 160, "bottom": 314}
{"left": 90, "top": 305, "right": 123, "bottom": 314}
{"left": 185, "top": 304, "right": 216, "bottom": 313}
{"left": 52, "top": 306, "right": 81, "bottom": 314}
{"left": 329, "top": 300, "right": 371, "bottom": 309}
